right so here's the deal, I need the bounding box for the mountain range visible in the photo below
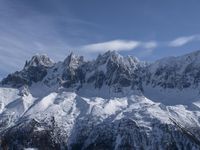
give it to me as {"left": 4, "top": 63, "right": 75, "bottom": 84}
{"left": 1, "top": 50, "right": 200, "bottom": 149}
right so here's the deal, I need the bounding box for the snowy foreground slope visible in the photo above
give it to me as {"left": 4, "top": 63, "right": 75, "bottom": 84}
{"left": 1, "top": 51, "right": 200, "bottom": 149}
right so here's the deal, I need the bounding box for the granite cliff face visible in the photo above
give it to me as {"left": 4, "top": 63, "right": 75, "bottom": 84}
{"left": 1, "top": 50, "right": 200, "bottom": 149}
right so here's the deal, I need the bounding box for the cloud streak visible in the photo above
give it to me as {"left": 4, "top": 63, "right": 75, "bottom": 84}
{"left": 81, "top": 40, "right": 140, "bottom": 52}
{"left": 81, "top": 40, "right": 158, "bottom": 53}
{"left": 169, "top": 35, "right": 200, "bottom": 47}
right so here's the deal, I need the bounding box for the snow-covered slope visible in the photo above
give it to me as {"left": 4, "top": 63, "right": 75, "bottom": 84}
{"left": 1, "top": 50, "right": 200, "bottom": 149}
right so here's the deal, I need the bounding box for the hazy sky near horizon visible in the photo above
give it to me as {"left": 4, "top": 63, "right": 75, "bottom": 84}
{"left": 1, "top": 0, "right": 200, "bottom": 78}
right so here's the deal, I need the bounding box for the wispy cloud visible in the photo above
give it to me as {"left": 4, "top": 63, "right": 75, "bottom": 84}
{"left": 169, "top": 35, "right": 200, "bottom": 47}
{"left": 81, "top": 40, "right": 158, "bottom": 53}
{"left": 81, "top": 40, "right": 140, "bottom": 52}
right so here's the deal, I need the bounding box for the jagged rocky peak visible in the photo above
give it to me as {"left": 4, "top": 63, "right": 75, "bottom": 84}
{"left": 93, "top": 51, "right": 140, "bottom": 75}
{"left": 85, "top": 51, "right": 142, "bottom": 89}
{"left": 1, "top": 54, "right": 55, "bottom": 87}
{"left": 95, "top": 50, "right": 121, "bottom": 64}
{"left": 24, "top": 54, "right": 54, "bottom": 69}
{"left": 63, "top": 52, "right": 84, "bottom": 69}
{"left": 95, "top": 50, "right": 139, "bottom": 66}
{"left": 58, "top": 52, "right": 86, "bottom": 88}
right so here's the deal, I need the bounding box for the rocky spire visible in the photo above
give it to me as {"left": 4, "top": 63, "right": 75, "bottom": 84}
{"left": 63, "top": 52, "right": 84, "bottom": 69}
{"left": 24, "top": 54, "right": 54, "bottom": 70}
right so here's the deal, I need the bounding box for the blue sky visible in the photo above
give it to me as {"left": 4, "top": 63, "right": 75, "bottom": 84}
{"left": 1, "top": 0, "right": 200, "bottom": 79}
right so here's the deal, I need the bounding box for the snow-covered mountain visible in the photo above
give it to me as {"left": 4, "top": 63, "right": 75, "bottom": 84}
{"left": 1, "top": 50, "right": 200, "bottom": 150}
